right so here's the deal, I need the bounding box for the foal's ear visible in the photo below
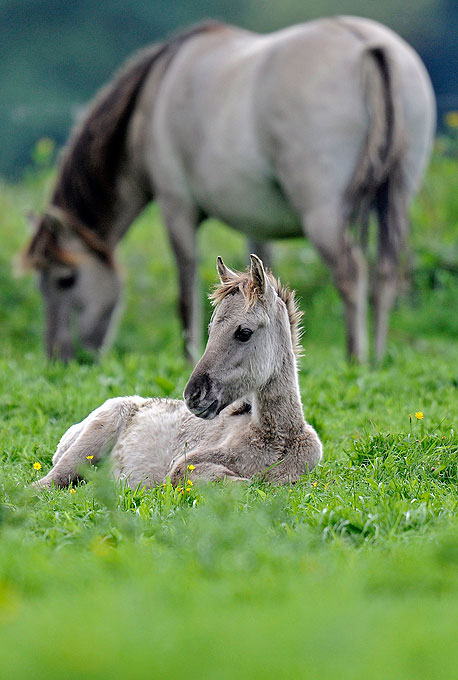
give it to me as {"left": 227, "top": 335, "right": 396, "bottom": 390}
{"left": 250, "top": 254, "right": 269, "bottom": 296}
{"left": 216, "top": 256, "right": 236, "bottom": 283}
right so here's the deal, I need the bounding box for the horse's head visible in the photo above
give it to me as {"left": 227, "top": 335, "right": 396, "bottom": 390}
{"left": 23, "top": 208, "right": 122, "bottom": 361}
{"left": 184, "top": 254, "right": 302, "bottom": 419}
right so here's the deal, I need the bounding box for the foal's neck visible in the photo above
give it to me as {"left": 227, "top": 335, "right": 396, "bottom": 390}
{"left": 252, "top": 349, "right": 305, "bottom": 435}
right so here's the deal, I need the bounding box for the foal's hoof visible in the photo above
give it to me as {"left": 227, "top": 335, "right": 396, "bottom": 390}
{"left": 30, "top": 476, "right": 52, "bottom": 490}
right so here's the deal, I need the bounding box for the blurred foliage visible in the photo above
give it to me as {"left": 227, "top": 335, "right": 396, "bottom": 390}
{"left": 1, "top": 0, "right": 458, "bottom": 176}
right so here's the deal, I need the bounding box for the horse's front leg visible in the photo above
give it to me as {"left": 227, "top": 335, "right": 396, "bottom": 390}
{"left": 159, "top": 197, "right": 201, "bottom": 363}
{"left": 247, "top": 238, "right": 272, "bottom": 269}
{"left": 167, "top": 455, "right": 249, "bottom": 485}
{"left": 302, "top": 205, "right": 369, "bottom": 363}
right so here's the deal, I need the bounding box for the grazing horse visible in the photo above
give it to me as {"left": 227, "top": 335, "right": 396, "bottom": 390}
{"left": 34, "top": 255, "right": 322, "bottom": 488}
{"left": 24, "top": 17, "right": 435, "bottom": 362}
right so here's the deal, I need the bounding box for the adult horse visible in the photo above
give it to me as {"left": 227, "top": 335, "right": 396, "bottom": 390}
{"left": 24, "top": 17, "right": 435, "bottom": 362}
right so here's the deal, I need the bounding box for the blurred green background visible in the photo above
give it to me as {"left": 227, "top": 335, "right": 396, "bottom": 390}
{"left": 1, "top": 0, "right": 458, "bottom": 178}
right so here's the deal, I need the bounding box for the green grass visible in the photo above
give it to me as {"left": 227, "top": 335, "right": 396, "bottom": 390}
{"left": 1, "top": 151, "right": 458, "bottom": 678}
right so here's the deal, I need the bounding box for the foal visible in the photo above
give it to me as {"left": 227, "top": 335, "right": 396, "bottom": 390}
{"left": 34, "top": 255, "right": 322, "bottom": 488}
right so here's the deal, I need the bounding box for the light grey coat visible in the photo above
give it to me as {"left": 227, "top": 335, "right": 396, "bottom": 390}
{"left": 25, "top": 17, "right": 435, "bottom": 363}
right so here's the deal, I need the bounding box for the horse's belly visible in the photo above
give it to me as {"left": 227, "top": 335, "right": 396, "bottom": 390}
{"left": 194, "top": 171, "right": 302, "bottom": 239}
{"left": 111, "top": 400, "right": 186, "bottom": 487}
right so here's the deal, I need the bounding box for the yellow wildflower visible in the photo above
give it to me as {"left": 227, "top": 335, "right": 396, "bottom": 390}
{"left": 33, "top": 461, "right": 41, "bottom": 470}
{"left": 445, "top": 111, "right": 458, "bottom": 129}
{"left": 86, "top": 455, "right": 94, "bottom": 460}
{"left": 312, "top": 481, "right": 318, "bottom": 488}
{"left": 187, "top": 464, "right": 195, "bottom": 471}
{"left": 186, "top": 487, "right": 192, "bottom": 493}
{"left": 186, "top": 479, "right": 193, "bottom": 487}
{"left": 289, "top": 489, "right": 293, "bottom": 493}
{"left": 415, "top": 412, "right": 424, "bottom": 420}
{"left": 324, "top": 482, "right": 329, "bottom": 490}
{"left": 69, "top": 488, "right": 76, "bottom": 494}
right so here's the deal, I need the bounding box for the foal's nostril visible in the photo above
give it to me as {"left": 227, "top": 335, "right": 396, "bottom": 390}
{"left": 184, "top": 372, "right": 211, "bottom": 405}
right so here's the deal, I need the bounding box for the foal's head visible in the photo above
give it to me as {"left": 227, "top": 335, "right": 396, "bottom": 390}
{"left": 184, "top": 254, "right": 302, "bottom": 419}
{"left": 23, "top": 209, "right": 122, "bottom": 361}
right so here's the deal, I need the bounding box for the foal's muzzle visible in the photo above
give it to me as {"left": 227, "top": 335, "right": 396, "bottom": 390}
{"left": 184, "top": 372, "right": 222, "bottom": 420}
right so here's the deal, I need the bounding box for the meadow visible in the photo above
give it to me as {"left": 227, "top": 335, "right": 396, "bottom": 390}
{"left": 0, "top": 150, "right": 457, "bottom": 678}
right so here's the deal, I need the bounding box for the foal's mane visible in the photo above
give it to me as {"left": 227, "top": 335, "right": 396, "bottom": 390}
{"left": 210, "top": 271, "right": 304, "bottom": 358}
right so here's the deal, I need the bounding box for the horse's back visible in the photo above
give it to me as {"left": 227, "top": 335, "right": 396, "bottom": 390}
{"left": 144, "top": 17, "right": 434, "bottom": 231}
{"left": 253, "top": 17, "right": 435, "bottom": 205}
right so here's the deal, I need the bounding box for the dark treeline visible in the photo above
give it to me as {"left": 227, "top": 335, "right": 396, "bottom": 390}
{"left": 1, "top": 0, "right": 457, "bottom": 177}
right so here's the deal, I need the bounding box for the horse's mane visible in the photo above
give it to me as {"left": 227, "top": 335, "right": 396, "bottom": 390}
{"left": 210, "top": 271, "right": 304, "bottom": 358}
{"left": 23, "top": 21, "right": 226, "bottom": 269}
{"left": 51, "top": 20, "right": 226, "bottom": 235}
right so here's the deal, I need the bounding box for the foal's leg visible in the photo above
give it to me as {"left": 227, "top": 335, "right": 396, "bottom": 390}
{"left": 35, "top": 398, "right": 138, "bottom": 489}
{"left": 52, "top": 421, "right": 87, "bottom": 465}
{"left": 168, "top": 455, "right": 249, "bottom": 485}
{"left": 303, "top": 204, "right": 369, "bottom": 362}
{"left": 159, "top": 197, "right": 201, "bottom": 363}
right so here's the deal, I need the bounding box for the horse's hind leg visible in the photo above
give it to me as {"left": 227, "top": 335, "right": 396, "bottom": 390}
{"left": 35, "top": 397, "right": 139, "bottom": 489}
{"left": 303, "top": 204, "right": 369, "bottom": 362}
{"left": 373, "top": 176, "right": 409, "bottom": 361}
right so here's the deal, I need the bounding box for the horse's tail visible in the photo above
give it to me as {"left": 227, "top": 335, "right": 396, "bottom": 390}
{"left": 346, "top": 45, "right": 407, "bottom": 259}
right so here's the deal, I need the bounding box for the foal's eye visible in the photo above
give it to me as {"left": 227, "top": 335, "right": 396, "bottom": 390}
{"left": 56, "top": 273, "right": 77, "bottom": 290}
{"left": 234, "top": 326, "right": 253, "bottom": 342}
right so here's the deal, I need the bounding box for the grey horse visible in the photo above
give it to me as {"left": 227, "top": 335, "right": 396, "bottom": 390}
{"left": 24, "top": 17, "right": 435, "bottom": 362}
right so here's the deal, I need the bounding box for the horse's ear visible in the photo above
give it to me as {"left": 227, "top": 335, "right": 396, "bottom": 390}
{"left": 44, "top": 211, "right": 70, "bottom": 237}
{"left": 216, "top": 256, "right": 236, "bottom": 283}
{"left": 22, "top": 211, "right": 64, "bottom": 268}
{"left": 21, "top": 220, "right": 49, "bottom": 270}
{"left": 250, "top": 254, "right": 268, "bottom": 296}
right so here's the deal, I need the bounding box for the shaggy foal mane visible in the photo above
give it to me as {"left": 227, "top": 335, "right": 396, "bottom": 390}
{"left": 210, "top": 269, "right": 304, "bottom": 358}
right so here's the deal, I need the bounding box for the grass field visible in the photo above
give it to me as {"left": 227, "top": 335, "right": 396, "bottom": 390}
{"left": 1, "top": 152, "right": 458, "bottom": 678}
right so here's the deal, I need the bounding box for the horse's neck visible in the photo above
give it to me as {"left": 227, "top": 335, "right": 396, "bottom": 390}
{"left": 251, "top": 352, "right": 305, "bottom": 436}
{"left": 108, "top": 172, "right": 150, "bottom": 245}
{"left": 52, "top": 164, "right": 149, "bottom": 250}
